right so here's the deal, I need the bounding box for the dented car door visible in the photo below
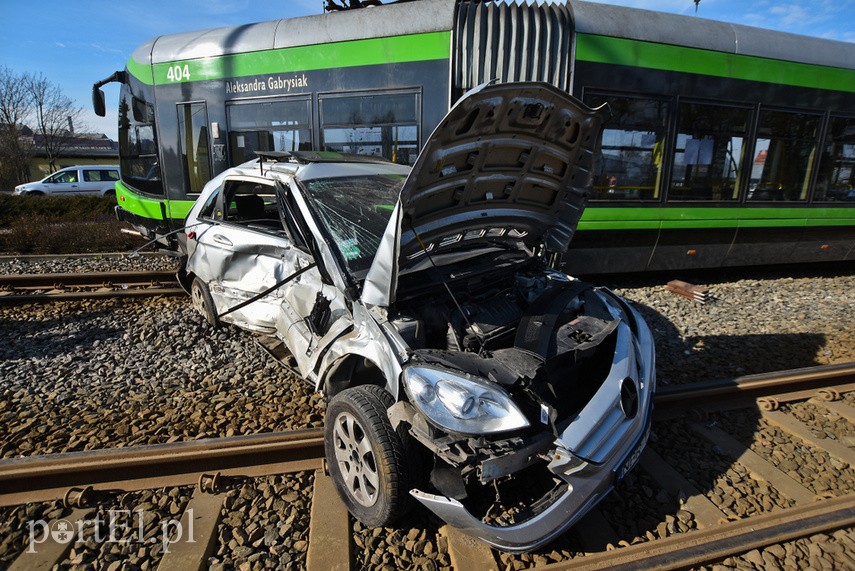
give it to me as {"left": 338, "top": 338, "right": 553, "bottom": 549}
{"left": 190, "top": 177, "right": 306, "bottom": 333}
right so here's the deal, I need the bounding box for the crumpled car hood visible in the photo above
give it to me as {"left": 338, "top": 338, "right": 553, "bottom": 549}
{"left": 362, "top": 81, "right": 605, "bottom": 307}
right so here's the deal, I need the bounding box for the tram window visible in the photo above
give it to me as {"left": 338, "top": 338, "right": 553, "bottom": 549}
{"left": 814, "top": 116, "right": 855, "bottom": 202}
{"left": 320, "top": 92, "right": 419, "bottom": 165}
{"left": 669, "top": 103, "right": 750, "bottom": 201}
{"left": 227, "top": 99, "right": 312, "bottom": 165}
{"left": 584, "top": 93, "right": 668, "bottom": 201}
{"left": 748, "top": 109, "right": 821, "bottom": 202}
{"left": 177, "top": 102, "right": 212, "bottom": 196}
{"left": 119, "top": 87, "right": 162, "bottom": 195}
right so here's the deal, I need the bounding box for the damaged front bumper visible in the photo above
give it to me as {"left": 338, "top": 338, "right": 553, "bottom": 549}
{"left": 411, "top": 424, "right": 649, "bottom": 551}
{"left": 410, "top": 296, "right": 656, "bottom": 551}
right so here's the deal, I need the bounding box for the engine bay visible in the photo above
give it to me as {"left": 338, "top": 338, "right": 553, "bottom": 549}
{"left": 392, "top": 262, "right": 620, "bottom": 400}
{"left": 389, "top": 261, "right": 623, "bottom": 519}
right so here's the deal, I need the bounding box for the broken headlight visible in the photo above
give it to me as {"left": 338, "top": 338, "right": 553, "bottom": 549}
{"left": 402, "top": 366, "right": 529, "bottom": 435}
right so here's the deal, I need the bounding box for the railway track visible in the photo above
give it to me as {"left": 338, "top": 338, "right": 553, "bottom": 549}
{"left": 0, "top": 270, "right": 184, "bottom": 302}
{"left": 2, "top": 363, "right": 854, "bottom": 570}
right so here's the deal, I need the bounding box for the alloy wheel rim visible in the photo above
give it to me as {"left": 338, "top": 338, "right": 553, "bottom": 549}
{"left": 332, "top": 411, "right": 380, "bottom": 507}
{"left": 191, "top": 283, "right": 206, "bottom": 315}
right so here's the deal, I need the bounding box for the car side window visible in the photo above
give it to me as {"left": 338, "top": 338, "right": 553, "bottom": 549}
{"left": 199, "top": 187, "right": 223, "bottom": 220}
{"left": 54, "top": 171, "right": 77, "bottom": 183}
{"left": 218, "top": 179, "right": 307, "bottom": 246}
{"left": 224, "top": 182, "right": 265, "bottom": 221}
{"left": 221, "top": 180, "right": 292, "bottom": 235}
{"left": 83, "top": 170, "right": 119, "bottom": 182}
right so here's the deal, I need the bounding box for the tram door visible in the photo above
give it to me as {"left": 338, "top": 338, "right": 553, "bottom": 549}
{"left": 177, "top": 102, "right": 213, "bottom": 199}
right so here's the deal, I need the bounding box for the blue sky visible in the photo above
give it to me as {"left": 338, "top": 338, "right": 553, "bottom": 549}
{"left": 1, "top": 0, "right": 853, "bottom": 140}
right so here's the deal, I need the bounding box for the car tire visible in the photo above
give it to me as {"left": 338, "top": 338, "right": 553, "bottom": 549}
{"left": 191, "top": 277, "right": 220, "bottom": 327}
{"left": 103, "top": 190, "right": 116, "bottom": 198}
{"left": 26, "top": 191, "right": 45, "bottom": 197}
{"left": 325, "top": 385, "right": 412, "bottom": 527}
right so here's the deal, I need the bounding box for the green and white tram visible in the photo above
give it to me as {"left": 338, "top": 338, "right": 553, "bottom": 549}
{"left": 93, "top": 0, "right": 855, "bottom": 273}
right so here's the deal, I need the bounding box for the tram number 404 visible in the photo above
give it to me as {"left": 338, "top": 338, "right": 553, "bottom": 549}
{"left": 166, "top": 65, "right": 191, "bottom": 82}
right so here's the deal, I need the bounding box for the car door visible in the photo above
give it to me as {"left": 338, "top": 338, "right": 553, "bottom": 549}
{"left": 79, "top": 169, "right": 106, "bottom": 195}
{"left": 190, "top": 176, "right": 310, "bottom": 334}
{"left": 43, "top": 169, "right": 81, "bottom": 195}
{"left": 267, "top": 178, "right": 356, "bottom": 379}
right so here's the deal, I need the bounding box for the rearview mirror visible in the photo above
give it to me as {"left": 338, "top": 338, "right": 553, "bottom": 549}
{"left": 92, "top": 86, "right": 106, "bottom": 117}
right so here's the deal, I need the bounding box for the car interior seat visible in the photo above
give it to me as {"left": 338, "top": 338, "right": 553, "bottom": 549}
{"left": 234, "top": 194, "right": 266, "bottom": 220}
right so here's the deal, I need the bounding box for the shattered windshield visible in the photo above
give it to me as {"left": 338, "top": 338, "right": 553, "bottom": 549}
{"left": 300, "top": 174, "right": 404, "bottom": 275}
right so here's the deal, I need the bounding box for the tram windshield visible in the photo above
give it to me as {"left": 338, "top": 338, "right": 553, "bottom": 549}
{"left": 118, "top": 84, "right": 163, "bottom": 196}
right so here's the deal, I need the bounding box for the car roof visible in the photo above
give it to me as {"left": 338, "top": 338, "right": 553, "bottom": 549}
{"left": 227, "top": 154, "right": 410, "bottom": 184}
{"left": 59, "top": 165, "right": 119, "bottom": 170}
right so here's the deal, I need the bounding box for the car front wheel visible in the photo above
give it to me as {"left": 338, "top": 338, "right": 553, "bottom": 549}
{"left": 325, "top": 385, "right": 412, "bottom": 527}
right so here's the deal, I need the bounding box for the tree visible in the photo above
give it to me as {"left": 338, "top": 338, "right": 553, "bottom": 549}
{"left": 0, "top": 66, "right": 34, "bottom": 188}
{"left": 25, "top": 73, "right": 86, "bottom": 174}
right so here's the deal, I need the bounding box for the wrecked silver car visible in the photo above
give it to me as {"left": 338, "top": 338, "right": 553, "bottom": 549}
{"left": 183, "top": 82, "right": 655, "bottom": 551}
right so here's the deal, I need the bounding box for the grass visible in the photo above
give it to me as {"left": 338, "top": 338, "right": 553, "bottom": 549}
{"left": 0, "top": 194, "right": 142, "bottom": 254}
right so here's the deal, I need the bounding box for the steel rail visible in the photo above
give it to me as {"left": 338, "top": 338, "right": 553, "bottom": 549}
{"left": 654, "top": 362, "right": 855, "bottom": 416}
{"left": 0, "top": 270, "right": 183, "bottom": 302}
{"left": 0, "top": 429, "right": 324, "bottom": 507}
{"left": 0, "top": 270, "right": 178, "bottom": 288}
{"left": 0, "top": 363, "right": 852, "bottom": 508}
{"left": 0, "top": 288, "right": 186, "bottom": 302}
{"left": 544, "top": 493, "right": 855, "bottom": 570}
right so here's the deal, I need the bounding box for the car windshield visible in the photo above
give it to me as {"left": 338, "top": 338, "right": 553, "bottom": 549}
{"left": 300, "top": 174, "right": 404, "bottom": 275}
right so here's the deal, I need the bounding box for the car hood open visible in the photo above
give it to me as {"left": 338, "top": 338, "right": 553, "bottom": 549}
{"left": 361, "top": 82, "right": 605, "bottom": 307}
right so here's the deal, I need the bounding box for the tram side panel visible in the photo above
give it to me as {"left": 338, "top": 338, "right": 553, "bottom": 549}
{"left": 148, "top": 55, "right": 451, "bottom": 230}
{"left": 565, "top": 53, "right": 855, "bottom": 272}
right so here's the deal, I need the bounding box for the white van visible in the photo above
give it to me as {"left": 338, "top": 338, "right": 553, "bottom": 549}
{"left": 13, "top": 166, "right": 120, "bottom": 197}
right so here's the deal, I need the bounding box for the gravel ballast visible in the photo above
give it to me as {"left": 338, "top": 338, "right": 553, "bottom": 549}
{"left": 0, "top": 268, "right": 852, "bottom": 458}
{"left": 608, "top": 270, "right": 855, "bottom": 385}
{"left": 713, "top": 410, "right": 855, "bottom": 497}
{"left": 698, "top": 528, "right": 855, "bottom": 570}
{"left": 0, "top": 253, "right": 178, "bottom": 275}
{"left": 651, "top": 419, "right": 794, "bottom": 518}
{"left": 0, "top": 297, "right": 324, "bottom": 459}
{"left": 1, "top": 260, "right": 853, "bottom": 568}
{"left": 209, "top": 473, "right": 313, "bottom": 570}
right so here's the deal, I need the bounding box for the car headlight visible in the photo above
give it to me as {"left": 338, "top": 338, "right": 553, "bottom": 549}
{"left": 402, "top": 365, "right": 529, "bottom": 435}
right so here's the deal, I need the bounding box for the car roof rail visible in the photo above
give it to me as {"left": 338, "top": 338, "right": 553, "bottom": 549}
{"left": 255, "top": 150, "right": 394, "bottom": 166}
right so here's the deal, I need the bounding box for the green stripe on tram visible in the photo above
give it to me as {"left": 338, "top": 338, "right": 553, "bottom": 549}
{"left": 575, "top": 34, "right": 855, "bottom": 93}
{"left": 127, "top": 31, "right": 452, "bottom": 85}
{"left": 116, "top": 183, "right": 196, "bottom": 221}
{"left": 577, "top": 206, "right": 855, "bottom": 231}
{"left": 126, "top": 56, "right": 154, "bottom": 85}
{"left": 116, "top": 181, "right": 165, "bottom": 220}
{"left": 167, "top": 200, "right": 195, "bottom": 220}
